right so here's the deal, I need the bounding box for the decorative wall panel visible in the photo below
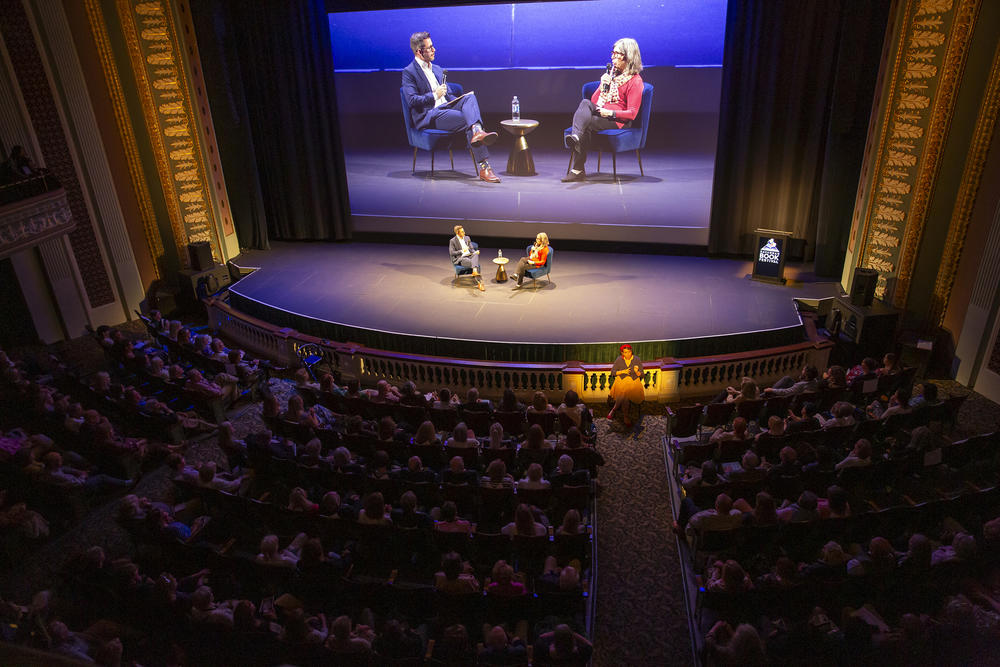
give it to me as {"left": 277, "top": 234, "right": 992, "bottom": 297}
{"left": 855, "top": 0, "right": 979, "bottom": 306}
{"left": 117, "top": 0, "right": 221, "bottom": 268}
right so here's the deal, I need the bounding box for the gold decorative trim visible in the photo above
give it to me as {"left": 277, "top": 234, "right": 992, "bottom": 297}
{"left": 854, "top": 0, "right": 984, "bottom": 308}
{"left": 84, "top": 0, "right": 162, "bottom": 279}
{"left": 116, "top": 0, "right": 221, "bottom": 269}
{"left": 894, "top": 0, "right": 980, "bottom": 308}
{"left": 854, "top": 0, "right": 914, "bottom": 262}
{"left": 930, "top": 39, "right": 1000, "bottom": 325}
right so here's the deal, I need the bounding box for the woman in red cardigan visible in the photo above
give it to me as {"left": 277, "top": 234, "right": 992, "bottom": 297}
{"left": 511, "top": 232, "right": 549, "bottom": 288}
{"left": 563, "top": 37, "right": 644, "bottom": 182}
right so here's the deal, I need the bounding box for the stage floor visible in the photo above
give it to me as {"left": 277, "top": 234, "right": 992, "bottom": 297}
{"left": 230, "top": 242, "right": 843, "bottom": 352}
{"left": 345, "top": 148, "right": 713, "bottom": 246}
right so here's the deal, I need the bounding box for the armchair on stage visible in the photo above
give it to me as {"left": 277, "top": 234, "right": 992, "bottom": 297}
{"left": 523, "top": 245, "right": 553, "bottom": 289}
{"left": 452, "top": 241, "right": 480, "bottom": 287}
{"left": 564, "top": 81, "right": 654, "bottom": 179}
{"left": 401, "top": 83, "right": 477, "bottom": 176}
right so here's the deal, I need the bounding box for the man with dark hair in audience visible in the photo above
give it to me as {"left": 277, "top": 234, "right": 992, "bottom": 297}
{"left": 681, "top": 459, "right": 726, "bottom": 494}
{"left": 533, "top": 623, "right": 593, "bottom": 665}
{"left": 785, "top": 402, "right": 821, "bottom": 434}
{"left": 909, "top": 381, "right": 940, "bottom": 410}
{"left": 390, "top": 490, "right": 432, "bottom": 529}
{"left": 777, "top": 490, "right": 819, "bottom": 523}
{"left": 846, "top": 356, "right": 879, "bottom": 388}
{"left": 398, "top": 455, "right": 439, "bottom": 484}
{"left": 686, "top": 493, "right": 744, "bottom": 540}
{"left": 40, "top": 451, "right": 133, "bottom": 494}
{"left": 766, "top": 446, "right": 802, "bottom": 482}
{"left": 441, "top": 455, "right": 479, "bottom": 486}
{"left": 763, "top": 365, "right": 819, "bottom": 397}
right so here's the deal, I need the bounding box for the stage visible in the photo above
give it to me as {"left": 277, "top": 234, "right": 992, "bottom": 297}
{"left": 227, "top": 242, "right": 844, "bottom": 363}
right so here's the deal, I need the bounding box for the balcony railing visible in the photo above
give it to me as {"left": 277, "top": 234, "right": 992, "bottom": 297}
{"left": 207, "top": 296, "right": 833, "bottom": 405}
{"left": 0, "top": 175, "right": 74, "bottom": 259}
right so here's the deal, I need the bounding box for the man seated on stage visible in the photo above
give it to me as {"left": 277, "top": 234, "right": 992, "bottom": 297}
{"left": 403, "top": 32, "right": 501, "bottom": 183}
{"left": 449, "top": 225, "right": 485, "bottom": 291}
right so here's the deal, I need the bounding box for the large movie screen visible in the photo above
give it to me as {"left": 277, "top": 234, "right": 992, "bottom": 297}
{"left": 330, "top": 0, "right": 726, "bottom": 245}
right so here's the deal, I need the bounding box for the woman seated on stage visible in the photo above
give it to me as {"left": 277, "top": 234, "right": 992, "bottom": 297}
{"left": 607, "top": 344, "right": 644, "bottom": 427}
{"left": 510, "top": 232, "right": 549, "bottom": 288}
{"left": 562, "top": 37, "right": 644, "bottom": 183}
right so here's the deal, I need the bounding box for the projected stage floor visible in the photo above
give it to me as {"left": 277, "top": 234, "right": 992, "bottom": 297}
{"left": 230, "top": 242, "right": 843, "bottom": 351}
{"left": 345, "top": 148, "right": 713, "bottom": 246}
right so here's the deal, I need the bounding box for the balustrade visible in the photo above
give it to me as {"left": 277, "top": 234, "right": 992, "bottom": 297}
{"left": 207, "top": 297, "right": 831, "bottom": 405}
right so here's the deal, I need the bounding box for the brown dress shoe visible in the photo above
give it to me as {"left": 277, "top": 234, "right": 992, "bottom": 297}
{"left": 471, "top": 130, "right": 498, "bottom": 147}
{"left": 479, "top": 163, "right": 501, "bottom": 183}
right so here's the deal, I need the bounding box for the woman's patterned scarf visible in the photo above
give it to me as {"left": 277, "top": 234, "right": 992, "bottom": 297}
{"left": 598, "top": 72, "right": 634, "bottom": 107}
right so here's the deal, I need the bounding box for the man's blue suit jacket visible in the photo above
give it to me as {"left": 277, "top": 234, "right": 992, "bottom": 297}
{"left": 402, "top": 60, "right": 455, "bottom": 131}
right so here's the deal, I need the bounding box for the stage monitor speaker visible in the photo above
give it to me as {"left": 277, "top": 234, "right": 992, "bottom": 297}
{"left": 850, "top": 267, "right": 878, "bottom": 306}
{"left": 178, "top": 264, "right": 231, "bottom": 301}
{"left": 830, "top": 296, "right": 899, "bottom": 357}
{"left": 187, "top": 242, "right": 214, "bottom": 272}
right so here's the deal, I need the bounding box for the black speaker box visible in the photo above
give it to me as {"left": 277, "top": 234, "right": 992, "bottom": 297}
{"left": 187, "top": 241, "right": 214, "bottom": 272}
{"left": 178, "top": 264, "right": 231, "bottom": 301}
{"left": 850, "top": 267, "right": 878, "bottom": 306}
{"left": 830, "top": 296, "right": 899, "bottom": 358}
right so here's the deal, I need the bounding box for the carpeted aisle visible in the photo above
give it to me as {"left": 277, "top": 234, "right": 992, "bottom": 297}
{"left": 593, "top": 415, "right": 692, "bottom": 666}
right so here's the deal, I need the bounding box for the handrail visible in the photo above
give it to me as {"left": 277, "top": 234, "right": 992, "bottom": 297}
{"left": 206, "top": 296, "right": 832, "bottom": 404}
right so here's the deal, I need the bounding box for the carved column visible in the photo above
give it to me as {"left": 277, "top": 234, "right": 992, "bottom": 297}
{"left": 107, "top": 0, "right": 236, "bottom": 269}
{"left": 847, "top": 0, "right": 981, "bottom": 308}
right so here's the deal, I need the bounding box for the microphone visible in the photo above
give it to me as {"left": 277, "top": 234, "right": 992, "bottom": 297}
{"left": 602, "top": 63, "right": 612, "bottom": 92}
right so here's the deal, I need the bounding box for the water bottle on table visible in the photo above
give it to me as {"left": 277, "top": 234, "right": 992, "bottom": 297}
{"left": 511, "top": 96, "right": 520, "bottom": 122}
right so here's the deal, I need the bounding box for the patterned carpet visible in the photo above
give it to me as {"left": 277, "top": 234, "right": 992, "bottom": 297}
{"left": 593, "top": 415, "right": 692, "bottom": 666}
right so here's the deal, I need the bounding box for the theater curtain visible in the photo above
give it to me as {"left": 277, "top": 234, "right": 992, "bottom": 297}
{"left": 709, "top": 0, "right": 890, "bottom": 275}
{"left": 190, "top": 0, "right": 350, "bottom": 247}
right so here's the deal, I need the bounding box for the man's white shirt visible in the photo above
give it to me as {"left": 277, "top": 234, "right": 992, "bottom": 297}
{"left": 417, "top": 58, "right": 445, "bottom": 108}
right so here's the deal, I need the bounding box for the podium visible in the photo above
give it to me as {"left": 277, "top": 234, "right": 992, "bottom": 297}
{"left": 751, "top": 229, "right": 792, "bottom": 284}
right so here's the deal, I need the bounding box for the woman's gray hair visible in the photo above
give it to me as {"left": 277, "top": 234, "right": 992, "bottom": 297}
{"left": 614, "top": 38, "right": 643, "bottom": 75}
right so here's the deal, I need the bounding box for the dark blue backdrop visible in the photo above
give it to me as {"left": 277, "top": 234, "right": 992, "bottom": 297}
{"left": 328, "top": 0, "right": 726, "bottom": 72}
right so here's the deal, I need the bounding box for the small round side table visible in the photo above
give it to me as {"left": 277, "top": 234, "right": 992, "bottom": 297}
{"left": 492, "top": 256, "right": 510, "bottom": 283}
{"left": 500, "top": 119, "right": 540, "bottom": 176}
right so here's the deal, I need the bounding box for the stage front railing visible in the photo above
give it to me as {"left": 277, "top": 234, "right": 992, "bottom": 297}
{"left": 206, "top": 297, "right": 832, "bottom": 405}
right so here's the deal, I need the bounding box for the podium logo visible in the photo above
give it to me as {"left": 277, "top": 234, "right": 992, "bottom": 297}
{"left": 759, "top": 238, "right": 781, "bottom": 264}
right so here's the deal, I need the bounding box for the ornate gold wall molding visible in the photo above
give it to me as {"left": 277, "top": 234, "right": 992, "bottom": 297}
{"left": 856, "top": 0, "right": 980, "bottom": 307}
{"left": 930, "top": 40, "right": 1000, "bottom": 325}
{"left": 84, "top": 0, "right": 162, "bottom": 279}
{"left": 116, "top": 0, "right": 220, "bottom": 269}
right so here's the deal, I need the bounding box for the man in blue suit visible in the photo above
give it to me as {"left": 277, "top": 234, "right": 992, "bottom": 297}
{"left": 402, "top": 31, "right": 501, "bottom": 183}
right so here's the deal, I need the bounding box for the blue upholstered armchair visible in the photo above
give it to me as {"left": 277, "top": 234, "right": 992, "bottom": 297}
{"left": 453, "top": 241, "right": 479, "bottom": 285}
{"left": 564, "top": 81, "right": 654, "bottom": 179}
{"left": 523, "top": 245, "right": 553, "bottom": 289}
{"left": 401, "top": 83, "right": 477, "bottom": 175}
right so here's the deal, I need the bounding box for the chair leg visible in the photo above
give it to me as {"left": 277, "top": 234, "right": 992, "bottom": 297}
{"left": 566, "top": 150, "right": 574, "bottom": 174}
{"left": 612, "top": 154, "right": 617, "bottom": 181}
{"left": 431, "top": 150, "right": 435, "bottom": 174}
{"left": 636, "top": 149, "right": 644, "bottom": 176}
{"left": 597, "top": 152, "right": 601, "bottom": 173}
{"left": 412, "top": 147, "right": 418, "bottom": 173}
{"left": 450, "top": 150, "right": 455, "bottom": 170}
{"left": 470, "top": 150, "right": 478, "bottom": 176}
